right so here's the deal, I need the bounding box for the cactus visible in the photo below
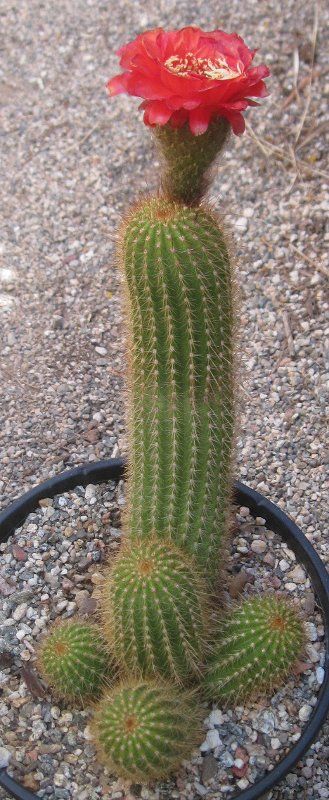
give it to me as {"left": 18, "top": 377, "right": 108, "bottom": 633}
{"left": 154, "top": 117, "right": 230, "bottom": 204}
{"left": 204, "top": 595, "right": 304, "bottom": 704}
{"left": 38, "top": 619, "right": 112, "bottom": 701}
{"left": 92, "top": 679, "right": 202, "bottom": 780}
{"left": 121, "top": 196, "right": 235, "bottom": 584}
{"left": 101, "top": 537, "right": 208, "bottom": 682}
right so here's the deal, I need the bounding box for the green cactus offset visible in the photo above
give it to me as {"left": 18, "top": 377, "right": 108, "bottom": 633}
{"left": 121, "top": 196, "right": 235, "bottom": 585}
{"left": 92, "top": 678, "right": 203, "bottom": 781}
{"left": 204, "top": 594, "right": 305, "bottom": 704}
{"left": 101, "top": 537, "right": 208, "bottom": 682}
{"left": 38, "top": 619, "right": 112, "bottom": 701}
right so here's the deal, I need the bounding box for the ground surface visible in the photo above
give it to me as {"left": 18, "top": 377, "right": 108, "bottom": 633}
{"left": 0, "top": 0, "right": 328, "bottom": 798}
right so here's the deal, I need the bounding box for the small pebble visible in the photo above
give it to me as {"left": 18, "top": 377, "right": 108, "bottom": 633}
{"left": 287, "top": 565, "right": 306, "bottom": 584}
{"left": 208, "top": 709, "right": 224, "bottom": 727}
{"left": 270, "top": 738, "right": 281, "bottom": 750}
{"left": 0, "top": 747, "right": 11, "bottom": 768}
{"left": 316, "top": 667, "right": 325, "bottom": 685}
{"left": 206, "top": 729, "right": 222, "bottom": 749}
{"left": 299, "top": 704, "right": 312, "bottom": 722}
{"left": 251, "top": 539, "right": 267, "bottom": 554}
{"left": 13, "top": 603, "right": 28, "bottom": 621}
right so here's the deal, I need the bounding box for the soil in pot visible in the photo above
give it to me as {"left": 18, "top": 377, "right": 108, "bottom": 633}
{"left": 0, "top": 477, "right": 326, "bottom": 800}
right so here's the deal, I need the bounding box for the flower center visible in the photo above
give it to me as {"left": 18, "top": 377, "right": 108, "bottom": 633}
{"left": 164, "top": 52, "right": 241, "bottom": 80}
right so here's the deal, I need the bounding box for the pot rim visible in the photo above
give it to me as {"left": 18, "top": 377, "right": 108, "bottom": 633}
{"left": 0, "top": 458, "right": 328, "bottom": 800}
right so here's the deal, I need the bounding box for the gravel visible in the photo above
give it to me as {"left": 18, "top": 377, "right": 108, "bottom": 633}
{"left": 1, "top": 0, "right": 328, "bottom": 797}
{"left": 0, "top": 488, "right": 326, "bottom": 799}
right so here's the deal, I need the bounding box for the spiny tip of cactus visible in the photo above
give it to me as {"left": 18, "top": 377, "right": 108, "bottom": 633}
{"left": 101, "top": 537, "right": 209, "bottom": 682}
{"left": 91, "top": 678, "right": 203, "bottom": 781}
{"left": 37, "top": 619, "right": 113, "bottom": 703}
{"left": 204, "top": 594, "right": 305, "bottom": 704}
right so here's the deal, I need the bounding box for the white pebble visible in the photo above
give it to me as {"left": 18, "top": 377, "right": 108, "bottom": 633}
{"left": 237, "top": 779, "right": 249, "bottom": 790}
{"left": 0, "top": 747, "right": 11, "bottom": 768}
{"left": 235, "top": 217, "right": 248, "bottom": 232}
{"left": 95, "top": 346, "right": 107, "bottom": 355}
{"left": 271, "top": 738, "right": 281, "bottom": 750}
{"left": 239, "top": 506, "right": 250, "bottom": 517}
{"left": 234, "top": 758, "right": 245, "bottom": 769}
{"left": 85, "top": 483, "right": 96, "bottom": 499}
{"left": 306, "top": 622, "right": 318, "bottom": 642}
{"left": 206, "top": 729, "right": 222, "bottom": 749}
{"left": 16, "top": 629, "right": 27, "bottom": 640}
{"left": 13, "top": 603, "right": 28, "bottom": 621}
{"left": 279, "top": 559, "right": 290, "bottom": 572}
{"left": 21, "top": 650, "right": 31, "bottom": 661}
{"left": 299, "top": 704, "right": 312, "bottom": 722}
{"left": 195, "top": 784, "right": 208, "bottom": 797}
{"left": 287, "top": 565, "right": 306, "bottom": 584}
{"left": 316, "top": 667, "right": 325, "bottom": 685}
{"left": 54, "top": 773, "right": 65, "bottom": 788}
{"left": 251, "top": 539, "right": 267, "bottom": 554}
{"left": 306, "top": 643, "right": 320, "bottom": 663}
{"left": 208, "top": 708, "right": 224, "bottom": 727}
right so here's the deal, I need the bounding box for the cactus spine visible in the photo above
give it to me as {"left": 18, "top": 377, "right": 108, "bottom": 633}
{"left": 92, "top": 679, "right": 202, "bottom": 780}
{"left": 204, "top": 595, "right": 305, "bottom": 703}
{"left": 101, "top": 537, "right": 208, "bottom": 682}
{"left": 38, "top": 620, "right": 112, "bottom": 701}
{"left": 122, "top": 197, "right": 235, "bottom": 583}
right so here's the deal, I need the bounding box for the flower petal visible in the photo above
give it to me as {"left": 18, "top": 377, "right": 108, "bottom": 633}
{"left": 107, "top": 74, "right": 129, "bottom": 96}
{"left": 145, "top": 100, "right": 172, "bottom": 125}
{"left": 189, "top": 106, "right": 212, "bottom": 135}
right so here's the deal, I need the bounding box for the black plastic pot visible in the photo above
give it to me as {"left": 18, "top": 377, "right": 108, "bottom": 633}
{"left": 0, "top": 458, "right": 328, "bottom": 800}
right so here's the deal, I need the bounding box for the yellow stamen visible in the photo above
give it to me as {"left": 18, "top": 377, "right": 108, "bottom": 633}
{"left": 164, "top": 52, "right": 242, "bottom": 80}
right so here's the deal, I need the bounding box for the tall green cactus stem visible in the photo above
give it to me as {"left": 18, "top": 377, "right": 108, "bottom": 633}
{"left": 101, "top": 538, "right": 208, "bottom": 682}
{"left": 38, "top": 619, "right": 112, "bottom": 702}
{"left": 121, "top": 197, "right": 235, "bottom": 583}
{"left": 154, "top": 117, "right": 230, "bottom": 204}
{"left": 92, "top": 679, "right": 202, "bottom": 781}
{"left": 204, "top": 595, "right": 305, "bottom": 704}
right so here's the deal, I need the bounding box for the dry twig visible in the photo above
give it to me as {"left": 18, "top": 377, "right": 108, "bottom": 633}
{"left": 295, "top": 2, "right": 319, "bottom": 145}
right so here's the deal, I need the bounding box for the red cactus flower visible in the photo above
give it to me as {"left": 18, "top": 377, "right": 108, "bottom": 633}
{"left": 107, "top": 26, "right": 270, "bottom": 135}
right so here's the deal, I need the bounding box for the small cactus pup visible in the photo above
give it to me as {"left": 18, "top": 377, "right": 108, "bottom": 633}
{"left": 92, "top": 679, "right": 203, "bottom": 781}
{"left": 38, "top": 619, "right": 112, "bottom": 702}
{"left": 101, "top": 537, "right": 208, "bottom": 682}
{"left": 204, "top": 595, "right": 304, "bottom": 704}
{"left": 108, "top": 26, "right": 269, "bottom": 205}
{"left": 120, "top": 197, "right": 235, "bottom": 584}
